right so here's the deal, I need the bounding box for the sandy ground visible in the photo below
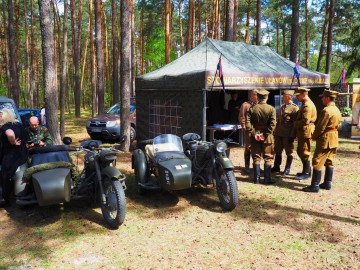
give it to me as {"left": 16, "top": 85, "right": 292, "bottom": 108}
{"left": 0, "top": 133, "right": 359, "bottom": 269}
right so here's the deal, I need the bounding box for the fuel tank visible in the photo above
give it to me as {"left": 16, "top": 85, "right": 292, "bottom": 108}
{"left": 32, "top": 168, "right": 72, "bottom": 206}
{"left": 157, "top": 158, "right": 192, "bottom": 191}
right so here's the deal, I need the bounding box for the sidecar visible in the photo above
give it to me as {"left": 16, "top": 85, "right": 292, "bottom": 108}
{"left": 16, "top": 145, "right": 74, "bottom": 206}
{"left": 132, "top": 134, "right": 192, "bottom": 192}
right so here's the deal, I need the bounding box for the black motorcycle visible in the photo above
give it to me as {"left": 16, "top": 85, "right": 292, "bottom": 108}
{"left": 182, "top": 133, "right": 239, "bottom": 211}
{"left": 16, "top": 137, "right": 127, "bottom": 229}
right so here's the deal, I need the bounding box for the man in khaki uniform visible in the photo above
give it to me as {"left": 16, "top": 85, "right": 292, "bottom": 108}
{"left": 238, "top": 89, "right": 258, "bottom": 174}
{"left": 245, "top": 89, "right": 276, "bottom": 184}
{"left": 303, "top": 89, "right": 342, "bottom": 192}
{"left": 293, "top": 87, "right": 317, "bottom": 180}
{"left": 272, "top": 90, "right": 299, "bottom": 175}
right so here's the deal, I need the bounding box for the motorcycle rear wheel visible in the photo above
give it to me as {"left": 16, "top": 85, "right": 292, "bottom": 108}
{"left": 99, "top": 177, "right": 126, "bottom": 229}
{"left": 216, "top": 168, "right": 238, "bottom": 211}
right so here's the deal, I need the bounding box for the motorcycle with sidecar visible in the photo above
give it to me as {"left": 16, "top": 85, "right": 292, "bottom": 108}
{"left": 15, "top": 138, "right": 127, "bottom": 229}
{"left": 132, "top": 133, "right": 238, "bottom": 211}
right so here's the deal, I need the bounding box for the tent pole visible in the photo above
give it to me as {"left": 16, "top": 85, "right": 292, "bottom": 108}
{"left": 202, "top": 89, "right": 207, "bottom": 140}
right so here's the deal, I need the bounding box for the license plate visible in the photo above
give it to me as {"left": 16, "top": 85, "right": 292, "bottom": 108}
{"left": 92, "top": 128, "right": 102, "bottom": 132}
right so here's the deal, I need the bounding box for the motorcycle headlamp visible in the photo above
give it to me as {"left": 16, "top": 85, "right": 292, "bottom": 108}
{"left": 216, "top": 142, "right": 227, "bottom": 153}
{"left": 106, "top": 119, "right": 121, "bottom": 127}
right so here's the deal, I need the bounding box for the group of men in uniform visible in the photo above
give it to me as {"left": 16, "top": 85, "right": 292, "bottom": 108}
{"left": 241, "top": 87, "right": 342, "bottom": 193}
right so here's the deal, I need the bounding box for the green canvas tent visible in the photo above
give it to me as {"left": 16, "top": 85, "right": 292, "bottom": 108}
{"left": 135, "top": 38, "right": 329, "bottom": 141}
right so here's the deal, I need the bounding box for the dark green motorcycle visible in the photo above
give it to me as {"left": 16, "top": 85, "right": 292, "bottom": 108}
{"left": 132, "top": 133, "right": 238, "bottom": 211}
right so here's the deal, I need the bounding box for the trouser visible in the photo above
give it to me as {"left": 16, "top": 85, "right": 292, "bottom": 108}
{"left": 274, "top": 136, "right": 295, "bottom": 157}
{"left": 297, "top": 137, "right": 312, "bottom": 161}
{"left": 312, "top": 146, "right": 337, "bottom": 170}
{"left": 251, "top": 138, "right": 274, "bottom": 165}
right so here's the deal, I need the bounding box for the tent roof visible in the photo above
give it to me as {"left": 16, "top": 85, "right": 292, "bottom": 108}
{"left": 136, "top": 38, "right": 329, "bottom": 91}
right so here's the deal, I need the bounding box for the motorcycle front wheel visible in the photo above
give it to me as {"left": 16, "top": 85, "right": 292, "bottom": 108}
{"left": 99, "top": 177, "right": 126, "bottom": 229}
{"left": 215, "top": 167, "right": 238, "bottom": 211}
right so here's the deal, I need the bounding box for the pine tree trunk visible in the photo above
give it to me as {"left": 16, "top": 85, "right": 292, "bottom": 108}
{"left": 178, "top": 0, "right": 183, "bottom": 54}
{"left": 140, "top": 0, "right": 145, "bottom": 73}
{"left": 225, "top": 0, "right": 234, "bottom": 41}
{"left": 89, "top": 0, "right": 97, "bottom": 117}
{"left": 24, "top": 0, "right": 32, "bottom": 107}
{"left": 305, "top": 0, "right": 309, "bottom": 68}
{"left": 290, "top": 0, "right": 299, "bottom": 62}
{"left": 60, "top": 0, "right": 68, "bottom": 139}
{"left": 70, "top": 0, "right": 81, "bottom": 117}
{"left": 325, "top": 0, "right": 334, "bottom": 74}
{"left": 186, "top": 0, "right": 195, "bottom": 52}
{"left": 30, "top": 0, "right": 37, "bottom": 107}
{"left": 112, "top": 0, "right": 119, "bottom": 103}
{"left": 317, "top": 0, "right": 329, "bottom": 72}
{"left": 38, "top": 0, "right": 61, "bottom": 144}
{"left": 256, "top": 0, "right": 261, "bottom": 45}
{"left": 120, "top": 0, "right": 133, "bottom": 151}
{"left": 94, "top": 0, "right": 104, "bottom": 114}
{"left": 165, "top": 0, "right": 171, "bottom": 63}
{"left": 245, "top": 0, "right": 252, "bottom": 44}
{"left": 7, "top": 0, "right": 21, "bottom": 105}
{"left": 233, "top": 0, "right": 238, "bottom": 41}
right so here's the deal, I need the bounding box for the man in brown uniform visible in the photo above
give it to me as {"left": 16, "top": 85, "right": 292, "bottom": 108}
{"left": 272, "top": 90, "right": 299, "bottom": 175}
{"left": 238, "top": 89, "right": 258, "bottom": 174}
{"left": 293, "top": 87, "right": 317, "bottom": 180}
{"left": 245, "top": 89, "right": 276, "bottom": 184}
{"left": 303, "top": 89, "right": 342, "bottom": 192}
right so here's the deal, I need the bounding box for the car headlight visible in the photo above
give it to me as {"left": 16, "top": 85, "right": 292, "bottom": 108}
{"left": 216, "top": 142, "right": 227, "bottom": 153}
{"left": 106, "top": 120, "right": 121, "bottom": 127}
{"left": 86, "top": 120, "right": 91, "bottom": 127}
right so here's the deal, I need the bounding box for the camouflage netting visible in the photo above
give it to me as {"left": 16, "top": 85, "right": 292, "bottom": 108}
{"left": 22, "top": 161, "right": 74, "bottom": 183}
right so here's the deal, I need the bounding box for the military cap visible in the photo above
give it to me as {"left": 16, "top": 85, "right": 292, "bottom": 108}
{"left": 320, "top": 89, "right": 338, "bottom": 98}
{"left": 282, "top": 89, "right": 295, "bottom": 96}
{"left": 294, "top": 87, "right": 311, "bottom": 96}
{"left": 257, "top": 89, "right": 270, "bottom": 98}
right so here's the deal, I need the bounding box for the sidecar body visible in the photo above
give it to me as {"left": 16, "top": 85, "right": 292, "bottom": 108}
{"left": 133, "top": 134, "right": 192, "bottom": 191}
{"left": 17, "top": 145, "right": 73, "bottom": 206}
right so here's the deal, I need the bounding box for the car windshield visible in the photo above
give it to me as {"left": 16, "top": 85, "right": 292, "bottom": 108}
{"left": 106, "top": 103, "right": 135, "bottom": 114}
{"left": 153, "top": 134, "right": 183, "bottom": 155}
{"left": 0, "top": 102, "right": 17, "bottom": 117}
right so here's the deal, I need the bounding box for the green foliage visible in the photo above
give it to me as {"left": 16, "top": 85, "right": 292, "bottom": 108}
{"left": 144, "top": 28, "right": 176, "bottom": 72}
{"left": 341, "top": 107, "right": 352, "bottom": 117}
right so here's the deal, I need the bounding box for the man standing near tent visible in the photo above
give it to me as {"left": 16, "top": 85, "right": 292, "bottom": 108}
{"left": 302, "top": 89, "right": 342, "bottom": 192}
{"left": 293, "top": 87, "right": 317, "bottom": 180}
{"left": 239, "top": 89, "right": 258, "bottom": 174}
{"left": 272, "top": 90, "right": 299, "bottom": 175}
{"left": 245, "top": 89, "right": 276, "bottom": 184}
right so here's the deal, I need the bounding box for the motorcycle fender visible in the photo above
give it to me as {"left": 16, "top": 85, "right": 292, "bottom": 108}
{"left": 217, "top": 156, "right": 234, "bottom": 169}
{"left": 132, "top": 149, "right": 147, "bottom": 184}
{"left": 102, "top": 166, "right": 125, "bottom": 183}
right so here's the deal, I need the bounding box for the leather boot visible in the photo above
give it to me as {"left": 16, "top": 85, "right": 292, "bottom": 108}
{"left": 253, "top": 164, "right": 261, "bottom": 184}
{"left": 296, "top": 159, "right": 305, "bottom": 176}
{"left": 302, "top": 169, "right": 321, "bottom": 192}
{"left": 295, "top": 160, "right": 311, "bottom": 180}
{"left": 264, "top": 164, "right": 276, "bottom": 185}
{"left": 319, "top": 167, "right": 333, "bottom": 190}
{"left": 244, "top": 150, "right": 251, "bottom": 174}
{"left": 271, "top": 154, "right": 282, "bottom": 172}
{"left": 282, "top": 156, "right": 293, "bottom": 175}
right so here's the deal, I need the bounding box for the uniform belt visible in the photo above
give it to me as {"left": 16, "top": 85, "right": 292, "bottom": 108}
{"left": 254, "top": 125, "right": 267, "bottom": 128}
{"left": 325, "top": 128, "right": 337, "bottom": 132}
{"left": 307, "top": 123, "right": 315, "bottom": 126}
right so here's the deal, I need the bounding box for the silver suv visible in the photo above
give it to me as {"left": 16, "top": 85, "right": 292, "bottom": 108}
{"left": 86, "top": 100, "right": 136, "bottom": 142}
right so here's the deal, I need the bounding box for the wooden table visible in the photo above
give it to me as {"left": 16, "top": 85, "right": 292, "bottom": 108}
{"left": 206, "top": 124, "right": 244, "bottom": 146}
